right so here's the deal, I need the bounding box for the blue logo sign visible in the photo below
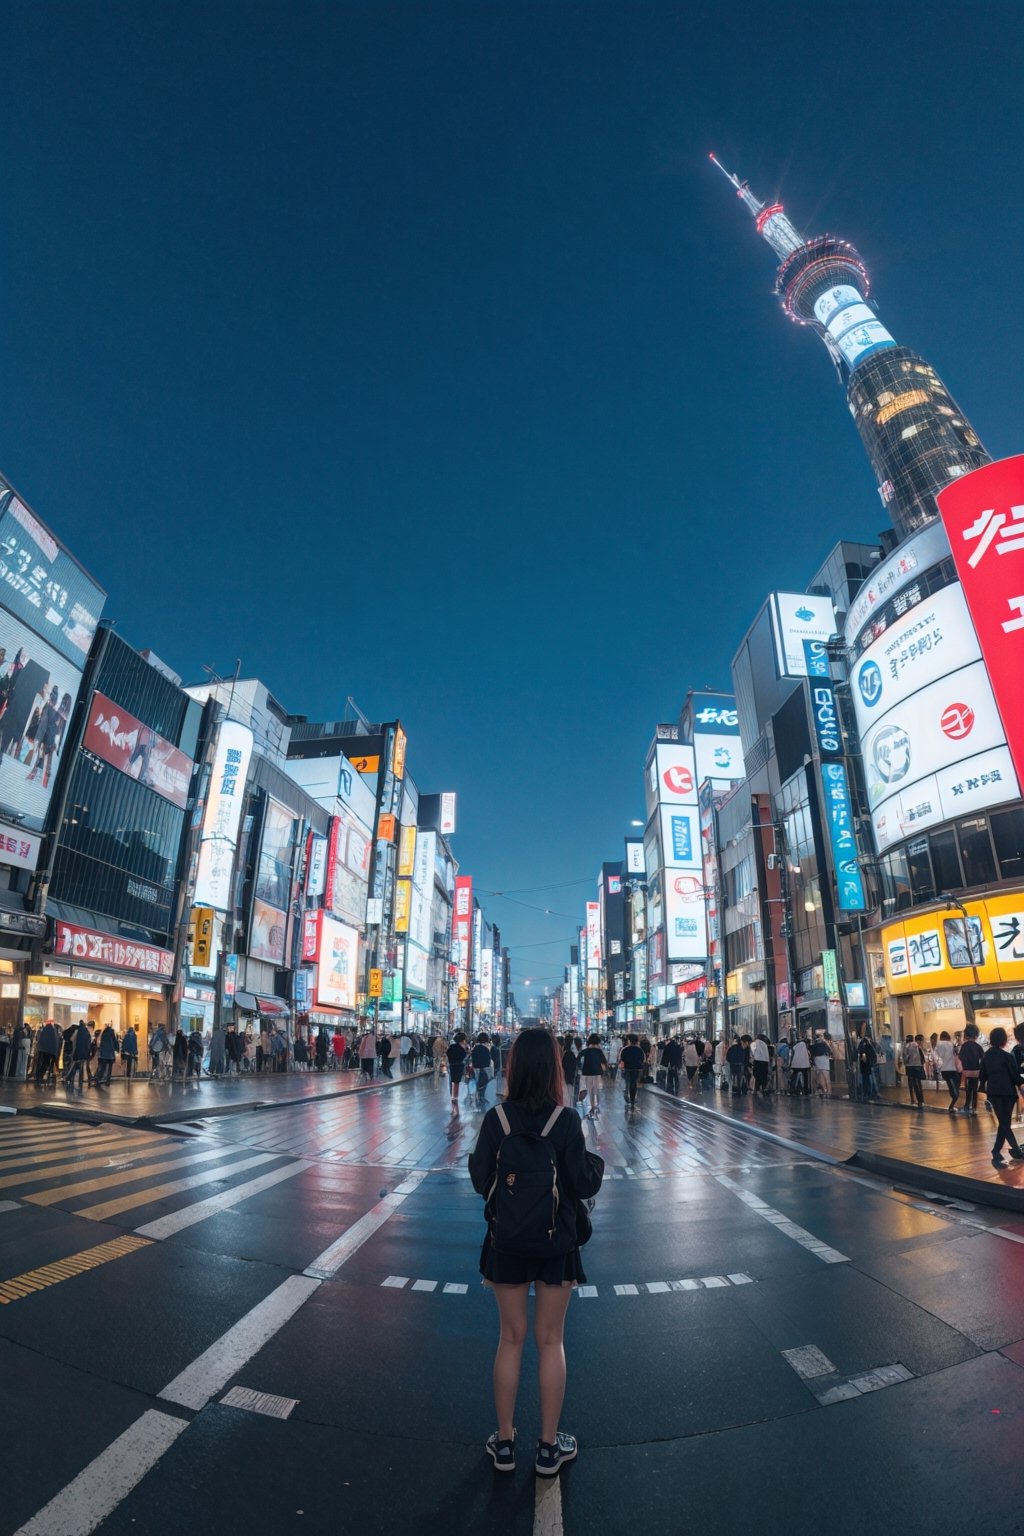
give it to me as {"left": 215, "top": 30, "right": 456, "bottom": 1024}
{"left": 811, "top": 685, "right": 842, "bottom": 758}
{"left": 803, "top": 640, "right": 830, "bottom": 678}
{"left": 794, "top": 606, "right": 815, "bottom": 623}
{"left": 670, "top": 815, "right": 693, "bottom": 863}
{"left": 857, "top": 661, "right": 883, "bottom": 708}
{"left": 821, "top": 762, "right": 866, "bottom": 913}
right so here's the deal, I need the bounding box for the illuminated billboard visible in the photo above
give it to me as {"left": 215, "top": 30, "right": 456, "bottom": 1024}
{"left": 850, "top": 583, "right": 984, "bottom": 740}
{"left": 769, "top": 592, "right": 837, "bottom": 679}
{"left": 663, "top": 871, "right": 707, "bottom": 963}
{"left": 659, "top": 805, "right": 701, "bottom": 869}
{"left": 0, "top": 606, "right": 84, "bottom": 831}
{"left": 937, "top": 454, "right": 1024, "bottom": 791}
{"left": 586, "top": 901, "right": 601, "bottom": 968}
{"left": 654, "top": 744, "right": 698, "bottom": 805}
{"left": 0, "top": 481, "right": 104, "bottom": 663}
{"left": 312, "top": 913, "right": 360, "bottom": 1011}
{"left": 83, "top": 690, "right": 192, "bottom": 810}
{"left": 194, "top": 721, "right": 254, "bottom": 910}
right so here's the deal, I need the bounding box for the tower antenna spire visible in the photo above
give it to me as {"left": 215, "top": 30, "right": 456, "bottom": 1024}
{"left": 709, "top": 151, "right": 804, "bottom": 258}
{"left": 708, "top": 153, "right": 765, "bottom": 218}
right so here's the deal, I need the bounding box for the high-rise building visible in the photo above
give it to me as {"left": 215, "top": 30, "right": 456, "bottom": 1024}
{"left": 711, "top": 156, "right": 988, "bottom": 542}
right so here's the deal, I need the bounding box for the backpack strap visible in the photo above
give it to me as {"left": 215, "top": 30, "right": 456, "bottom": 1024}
{"left": 495, "top": 1105, "right": 511, "bottom": 1136}
{"left": 539, "top": 1106, "right": 564, "bottom": 1138}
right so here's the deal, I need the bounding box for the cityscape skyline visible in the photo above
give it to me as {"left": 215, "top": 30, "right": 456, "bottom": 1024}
{"left": 2, "top": 2, "right": 1022, "bottom": 1008}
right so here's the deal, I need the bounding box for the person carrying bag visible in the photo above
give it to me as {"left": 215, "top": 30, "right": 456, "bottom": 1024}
{"left": 469, "top": 1029, "right": 603, "bottom": 1479}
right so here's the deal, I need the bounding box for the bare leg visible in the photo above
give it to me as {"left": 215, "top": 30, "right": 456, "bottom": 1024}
{"left": 535, "top": 1283, "right": 573, "bottom": 1444}
{"left": 492, "top": 1283, "right": 528, "bottom": 1440}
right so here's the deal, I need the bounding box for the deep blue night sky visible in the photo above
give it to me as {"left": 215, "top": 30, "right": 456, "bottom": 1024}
{"left": 2, "top": 3, "right": 1022, "bottom": 1008}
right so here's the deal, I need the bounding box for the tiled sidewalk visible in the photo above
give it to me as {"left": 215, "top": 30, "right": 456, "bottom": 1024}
{"left": 664, "top": 1083, "right": 1024, "bottom": 1213}
{"left": 0, "top": 1065, "right": 431, "bottom": 1127}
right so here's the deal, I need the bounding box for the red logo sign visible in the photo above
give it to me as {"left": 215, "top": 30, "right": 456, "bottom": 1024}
{"left": 938, "top": 456, "right": 1024, "bottom": 789}
{"left": 83, "top": 691, "right": 191, "bottom": 810}
{"left": 940, "top": 702, "right": 975, "bottom": 740}
{"left": 54, "top": 920, "right": 174, "bottom": 979}
{"left": 662, "top": 765, "right": 694, "bottom": 796}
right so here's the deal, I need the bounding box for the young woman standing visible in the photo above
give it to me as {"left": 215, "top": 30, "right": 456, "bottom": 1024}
{"left": 469, "top": 1029, "right": 603, "bottom": 1477}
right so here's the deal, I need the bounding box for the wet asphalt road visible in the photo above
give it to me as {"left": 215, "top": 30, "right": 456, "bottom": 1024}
{"left": 1, "top": 1074, "right": 1022, "bottom": 1536}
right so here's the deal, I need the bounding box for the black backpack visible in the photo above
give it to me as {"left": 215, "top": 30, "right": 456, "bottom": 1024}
{"left": 486, "top": 1105, "right": 576, "bottom": 1260}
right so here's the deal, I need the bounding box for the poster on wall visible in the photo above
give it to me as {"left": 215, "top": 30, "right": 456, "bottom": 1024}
{"left": 255, "top": 799, "right": 297, "bottom": 910}
{"left": 0, "top": 605, "right": 85, "bottom": 830}
{"left": 83, "top": 690, "right": 192, "bottom": 809}
{"left": 194, "top": 721, "right": 254, "bottom": 910}
{"left": 314, "top": 914, "right": 360, "bottom": 1010}
{"left": 249, "top": 897, "right": 288, "bottom": 965}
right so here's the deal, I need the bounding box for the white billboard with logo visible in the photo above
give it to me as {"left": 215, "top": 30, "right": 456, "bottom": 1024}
{"left": 769, "top": 592, "right": 837, "bottom": 679}
{"left": 654, "top": 744, "right": 698, "bottom": 805}
{"left": 664, "top": 871, "right": 707, "bottom": 963}
{"left": 851, "top": 583, "right": 983, "bottom": 741}
{"left": 862, "top": 660, "right": 1020, "bottom": 850}
{"left": 659, "top": 806, "right": 702, "bottom": 870}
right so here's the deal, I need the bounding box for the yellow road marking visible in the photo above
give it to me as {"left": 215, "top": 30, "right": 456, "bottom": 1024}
{"left": 21, "top": 1145, "right": 245, "bottom": 1205}
{"left": 78, "top": 1151, "right": 277, "bottom": 1222}
{"left": 0, "top": 1235, "right": 151, "bottom": 1304}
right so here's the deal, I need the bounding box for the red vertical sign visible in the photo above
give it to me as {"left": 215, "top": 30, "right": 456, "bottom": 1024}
{"left": 453, "top": 874, "right": 473, "bottom": 994}
{"left": 937, "top": 455, "right": 1024, "bottom": 789}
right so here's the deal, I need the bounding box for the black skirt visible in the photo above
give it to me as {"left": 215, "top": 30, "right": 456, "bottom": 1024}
{"left": 479, "top": 1232, "right": 587, "bottom": 1287}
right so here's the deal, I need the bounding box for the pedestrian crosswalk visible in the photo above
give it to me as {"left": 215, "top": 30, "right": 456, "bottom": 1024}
{"left": 0, "top": 1121, "right": 308, "bottom": 1234}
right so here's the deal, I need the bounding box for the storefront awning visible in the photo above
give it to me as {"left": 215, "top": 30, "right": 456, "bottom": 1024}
{"left": 255, "top": 994, "right": 290, "bottom": 1017}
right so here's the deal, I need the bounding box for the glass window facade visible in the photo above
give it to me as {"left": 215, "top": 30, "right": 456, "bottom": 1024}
{"left": 877, "top": 812, "right": 1020, "bottom": 909}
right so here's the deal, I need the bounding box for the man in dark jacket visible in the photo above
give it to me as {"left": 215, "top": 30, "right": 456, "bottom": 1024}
{"left": 95, "top": 1024, "right": 118, "bottom": 1087}
{"left": 660, "top": 1036, "right": 683, "bottom": 1096}
{"left": 619, "top": 1034, "right": 645, "bottom": 1112}
{"left": 857, "top": 1034, "right": 879, "bottom": 1101}
{"left": 980, "top": 1027, "right": 1024, "bottom": 1166}
{"left": 471, "top": 1034, "right": 493, "bottom": 1109}
{"left": 65, "top": 1020, "right": 92, "bottom": 1091}
{"left": 34, "top": 1019, "right": 61, "bottom": 1086}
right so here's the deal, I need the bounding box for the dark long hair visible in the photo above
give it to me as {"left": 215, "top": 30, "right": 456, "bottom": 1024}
{"left": 504, "top": 1028, "right": 564, "bottom": 1112}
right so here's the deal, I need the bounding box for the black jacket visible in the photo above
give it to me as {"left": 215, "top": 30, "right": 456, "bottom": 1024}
{"left": 660, "top": 1041, "right": 683, "bottom": 1069}
{"left": 979, "top": 1047, "right": 1022, "bottom": 1098}
{"left": 468, "top": 1102, "right": 604, "bottom": 1204}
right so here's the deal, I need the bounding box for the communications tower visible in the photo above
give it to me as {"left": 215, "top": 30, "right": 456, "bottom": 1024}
{"left": 710, "top": 155, "right": 988, "bottom": 542}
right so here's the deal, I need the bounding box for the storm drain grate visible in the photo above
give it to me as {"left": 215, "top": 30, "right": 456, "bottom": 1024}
{"left": 220, "top": 1386, "right": 298, "bottom": 1420}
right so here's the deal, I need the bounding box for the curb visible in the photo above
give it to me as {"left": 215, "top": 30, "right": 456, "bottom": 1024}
{"left": 647, "top": 1084, "right": 1024, "bottom": 1214}
{"left": 1, "top": 1068, "right": 434, "bottom": 1132}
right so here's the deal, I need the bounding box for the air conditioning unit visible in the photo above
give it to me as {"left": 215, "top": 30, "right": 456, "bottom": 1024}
{"left": 766, "top": 854, "right": 777, "bottom": 870}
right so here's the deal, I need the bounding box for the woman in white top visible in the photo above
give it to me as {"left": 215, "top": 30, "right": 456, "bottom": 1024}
{"left": 790, "top": 1038, "right": 811, "bottom": 1096}
{"left": 934, "top": 1031, "right": 961, "bottom": 1111}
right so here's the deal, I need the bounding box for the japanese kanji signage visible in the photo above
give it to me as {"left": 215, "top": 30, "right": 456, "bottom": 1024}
{"left": 937, "top": 455, "right": 1024, "bottom": 790}
{"left": 820, "top": 762, "right": 866, "bottom": 912}
{"left": 453, "top": 875, "right": 473, "bottom": 996}
{"left": 194, "top": 721, "right": 253, "bottom": 911}
{"left": 54, "top": 920, "right": 174, "bottom": 979}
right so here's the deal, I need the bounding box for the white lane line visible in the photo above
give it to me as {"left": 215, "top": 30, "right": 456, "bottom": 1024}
{"left": 613, "top": 1284, "right": 639, "bottom": 1296}
{"left": 442, "top": 1282, "right": 467, "bottom": 1295}
{"left": 534, "top": 1471, "right": 564, "bottom": 1536}
{"left": 713, "top": 1172, "right": 850, "bottom": 1264}
{"left": 645, "top": 1282, "right": 670, "bottom": 1294}
{"left": 0, "top": 1200, "right": 19, "bottom": 1214}
{"left": 699, "top": 1276, "right": 729, "bottom": 1288}
{"left": 134, "top": 1161, "right": 311, "bottom": 1239}
{"left": 576, "top": 1285, "right": 598, "bottom": 1298}
{"left": 381, "top": 1275, "right": 409, "bottom": 1288}
{"left": 670, "top": 1279, "right": 700, "bottom": 1291}
{"left": 728, "top": 1273, "right": 753, "bottom": 1285}
{"left": 164, "top": 1170, "right": 430, "bottom": 1410}
{"left": 13, "top": 1408, "right": 187, "bottom": 1536}
{"left": 78, "top": 1152, "right": 279, "bottom": 1222}
{"left": 411, "top": 1279, "right": 437, "bottom": 1292}
{"left": 304, "top": 1169, "right": 429, "bottom": 1279}
{"left": 160, "top": 1275, "right": 320, "bottom": 1410}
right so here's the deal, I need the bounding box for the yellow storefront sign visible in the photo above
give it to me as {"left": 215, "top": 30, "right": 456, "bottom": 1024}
{"left": 398, "top": 824, "right": 417, "bottom": 878}
{"left": 881, "top": 892, "right": 1024, "bottom": 995}
{"left": 395, "top": 878, "right": 411, "bottom": 934}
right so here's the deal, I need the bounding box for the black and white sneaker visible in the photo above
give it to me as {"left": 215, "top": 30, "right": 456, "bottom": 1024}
{"left": 486, "top": 1431, "right": 516, "bottom": 1472}
{"left": 535, "top": 1433, "right": 577, "bottom": 1476}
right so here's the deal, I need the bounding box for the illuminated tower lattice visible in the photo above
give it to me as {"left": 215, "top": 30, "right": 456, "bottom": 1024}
{"left": 711, "top": 155, "right": 988, "bottom": 542}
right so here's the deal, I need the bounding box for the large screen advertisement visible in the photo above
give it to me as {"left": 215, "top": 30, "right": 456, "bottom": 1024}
{"left": 659, "top": 805, "right": 701, "bottom": 869}
{"left": 663, "top": 871, "right": 707, "bottom": 963}
{"left": 769, "top": 593, "right": 837, "bottom": 679}
{"left": 844, "top": 522, "right": 949, "bottom": 646}
{"left": 313, "top": 914, "right": 360, "bottom": 1011}
{"left": 0, "top": 605, "right": 85, "bottom": 830}
{"left": 83, "top": 690, "right": 192, "bottom": 809}
{"left": 249, "top": 797, "right": 296, "bottom": 963}
{"left": 861, "top": 660, "right": 1020, "bottom": 851}
{"left": 249, "top": 897, "right": 289, "bottom": 965}
{"left": 325, "top": 807, "right": 371, "bottom": 929}
{"left": 0, "top": 482, "right": 104, "bottom": 664}
{"left": 850, "top": 583, "right": 982, "bottom": 742}
{"left": 937, "top": 454, "right": 1024, "bottom": 791}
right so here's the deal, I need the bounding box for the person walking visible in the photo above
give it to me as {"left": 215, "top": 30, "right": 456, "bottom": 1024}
{"left": 560, "top": 1038, "right": 579, "bottom": 1108}
{"left": 726, "top": 1037, "right": 746, "bottom": 1095}
{"left": 65, "top": 1019, "right": 92, "bottom": 1092}
{"left": 331, "top": 1028, "right": 346, "bottom": 1071}
{"left": 957, "top": 1024, "right": 984, "bottom": 1115}
{"left": 447, "top": 1031, "right": 468, "bottom": 1111}
{"left": 810, "top": 1034, "right": 833, "bottom": 1099}
{"left": 790, "top": 1036, "right": 811, "bottom": 1096}
{"left": 399, "top": 1031, "right": 414, "bottom": 1075}
{"left": 95, "top": 1023, "right": 118, "bottom": 1087}
{"left": 618, "top": 1033, "right": 645, "bottom": 1112}
{"left": 934, "top": 1031, "right": 961, "bottom": 1112}
{"left": 11, "top": 1021, "right": 31, "bottom": 1081}
{"left": 660, "top": 1036, "right": 683, "bottom": 1096}
{"left": 683, "top": 1038, "right": 700, "bottom": 1086}
{"left": 358, "top": 1028, "right": 377, "bottom": 1082}
{"left": 468, "top": 1028, "right": 604, "bottom": 1477}
{"left": 33, "top": 1019, "right": 60, "bottom": 1087}
{"left": 471, "top": 1034, "right": 493, "bottom": 1109}
{"left": 172, "top": 1028, "right": 189, "bottom": 1080}
{"left": 751, "top": 1034, "right": 772, "bottom": 1096}
{"left": 432, "top": 1032, "right": 447, "bottom": 1085}
{"left": 121, "top": 1025, "right": 139, "bottom": 1081}
{"left": 258, "top": 1025, "right": 271, "bottom": 1074}
{"left": 270, "top": 1028, "right": 287, "bottom": 1074}
{"left": 187, "top": 1026, "right": 204, "bottom": 1078}
{"left": 979, "top": 1027, "right": 1024, "bottom": 1166}
{"left": 376, "top": 1033, "right": 393, "bottom": 1080}
{"left": 578, "top": 1034, "right": 608, "bottom": 1119}
{"left": 857, "top": 1034, "right": 879, "bottom": 1101}
{"left": 149, "top": 1025, "right": 169, "bottom": 1080}
{"left": 208, "top": 1024, "right": 226, "bottom": 1077}
{"left": 903, "top": 1035, "right": 926, "bottom": 1108}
